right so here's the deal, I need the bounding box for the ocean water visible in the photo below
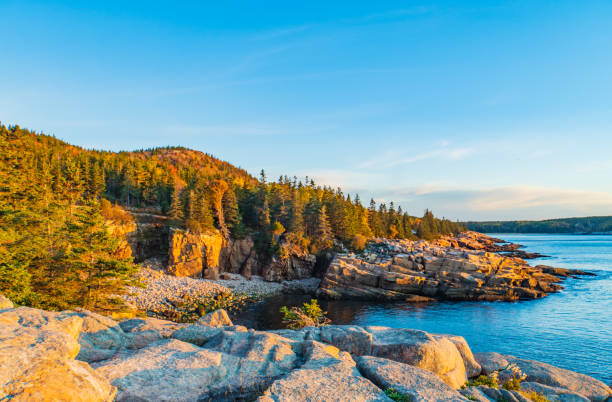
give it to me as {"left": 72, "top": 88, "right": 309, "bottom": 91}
{"left": 236, "top": 234, "right": 612, "bottom": 383}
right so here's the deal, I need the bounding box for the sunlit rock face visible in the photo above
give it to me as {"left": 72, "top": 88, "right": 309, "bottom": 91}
{"left": 316, "top": 234, "right": 584, "bottom": 302}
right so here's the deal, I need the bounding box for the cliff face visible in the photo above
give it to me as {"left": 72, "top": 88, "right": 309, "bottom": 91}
{"left": 167, "top": 229, "right": 226, "bottom": 279}
{"left": 165, "top": 229, "right": 317, "bottom": 281}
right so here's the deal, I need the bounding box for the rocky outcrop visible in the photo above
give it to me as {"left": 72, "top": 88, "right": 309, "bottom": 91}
{"left": 447, "top": 232, "right": 548, "bottom": 259}
{"left": 196, "top": 308, "right": 233, "bottom": 327}
{"left": 474, "top": 353, "right": 611, "bottom": 401}
{"left": 356, "top": 356, "right": 467, "bottom": 401}
{"left": 316, "top": 235, "right": 588, "bottom": 301}
{"left": 2, "top": 297, "right": 609, "bottom": 401}
{"left": 126, "top": 213, "right": 170, "bottom": 262}
{"left": 166, "top": 229, "right": 317, "bottom": 281}
{"left": 167, "top": 229, "right": 226, "bottom": 278}
{"left": 259, "top": 341, "right": 390, "bottom": 402}
{"left": 219, "top": 236, "right": 259, "bottom": 277}
{"left": 0, "top": 306, "right": 116, "bottom": 401}
{"left": 263, "top": 253, "right": 317, "bottom": 282}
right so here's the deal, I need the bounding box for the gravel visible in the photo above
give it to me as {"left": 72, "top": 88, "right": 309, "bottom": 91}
{"left": 122, "top": 265, "right": 320, "bottom": 315}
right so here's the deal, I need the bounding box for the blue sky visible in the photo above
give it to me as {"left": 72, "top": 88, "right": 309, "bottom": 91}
{"left": 2, "top": 1, "right": 612, "bottom": 220}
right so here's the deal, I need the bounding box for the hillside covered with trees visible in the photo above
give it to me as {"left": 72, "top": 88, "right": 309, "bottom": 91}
{"left": 0, "top": 124, "right": 465, "bottom": 312}
{"left": 467, "top": 216, "right": 612, "bottom": 234}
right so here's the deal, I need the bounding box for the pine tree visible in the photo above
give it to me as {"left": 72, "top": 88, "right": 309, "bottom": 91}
{"left": 169, "top": 184, "right": 185, "bottom": 223}
{"left": 222, "top": 189, "right": 244, "bottom": 238}
{"left": 312, "top": 205, "right": 334, "bottom": 253}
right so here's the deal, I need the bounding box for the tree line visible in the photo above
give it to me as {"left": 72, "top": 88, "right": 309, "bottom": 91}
{"left": 467, "top": 217, "right": 612, "bottom": 234}
{"left": 0, "top": 124, "right": 465, "bottom": 311}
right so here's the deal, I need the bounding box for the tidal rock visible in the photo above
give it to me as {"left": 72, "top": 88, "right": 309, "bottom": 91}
{"left": 356, "top": 355, "right": 467, "bottom": 401}
{"left": 319, "top": 325, "right": 373, "bottom": 355}
{"left": 434, "top": 334, "right": 481, "bottom": 377}
{"left": 474, "top": 352, "right": 510, "bottom": 374}
{"left": 0, "top": 294, "right": 13, "bottom": 310}
{"left": 505, "top": 355, "right": 611, "bottom": 401}
{"left": 259, "top": 341, "right": 390, "bottom": 402}
{"left": 366, "top": 326, "right": 467, "bottom": 389}
{"left": 317, "top": 234, "right": 579, "bottom": 302}
{"left": 197, "top": 308, "right": 233, "bottom": 327}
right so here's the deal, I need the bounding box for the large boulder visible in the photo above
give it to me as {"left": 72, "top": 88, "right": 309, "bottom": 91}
{"left": 171, "top": 324, "right": 224, "bottom": 346}
{"left": 319, "top": 325, "right": 373, "bottom": 355}
{"left": 474, "top": 352, "right": 510, "bottom": 374}
{"left": 474, "top": 352, "right": 611, "bottom": 401}
{"left": 0, "top": 306, "right": 83, "bottom": 339}
{"left": 94, "top": 329, "right": 301, "bottom": 401}
{"left": 93, "top": 339, "right": 232, "bottom": 401}
{"left": 366, "top": 326, "right": 467, "bottom": 389}
{"left": 356, "top": 356, "right": 467, "bottom": 401}
{"left": 433, "top": 334, "right": 481, "bottom": 377}
{"left": 219, "top": 236, "right": 259, "bottom": 278}
{"left": 259, "top": 341, "right": 391, "bottom": 402}
{"left": 0, "top": 311, "right": 115, "bottom": 401}
{"left": 197, "top": 308, "right": 233, "bottom": 327}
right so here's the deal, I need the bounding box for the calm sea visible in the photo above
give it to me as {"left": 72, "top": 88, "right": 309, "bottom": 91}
{"left": 236, "top": 234, "right": 612, "bottom": 383}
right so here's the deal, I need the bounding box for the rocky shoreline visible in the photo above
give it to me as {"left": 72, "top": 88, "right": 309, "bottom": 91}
{"left": 316, "top": 232, "right": 592, "bottom": 301}
{"left": 1, "top": 296, "right": 610, "bottom": 401}
{"left": 119, "top": 230, "right": 594, "bottom": 319}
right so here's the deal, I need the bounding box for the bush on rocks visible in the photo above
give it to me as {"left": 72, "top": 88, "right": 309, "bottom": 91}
{"left": 280, "top": 299, "right": 330, "bottom": 329}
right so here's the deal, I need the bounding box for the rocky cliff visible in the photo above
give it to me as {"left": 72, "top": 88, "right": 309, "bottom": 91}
{"left": 111, "top": 210, "right": 317, "bottom": 281}
{"left": 1, "top": 298, "right": 609, "bottom": 401}
{"left": 317, "top": 235, "right": 591, "bottom": 301}
{"left": 165, "top": 228, "right": 317, "bottom": 281}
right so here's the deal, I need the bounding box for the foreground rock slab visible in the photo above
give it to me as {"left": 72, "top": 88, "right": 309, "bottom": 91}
{"left": 0, "top": 307, "right": 116, "bottom": 401}
{"left": 259, "top": 341, "right": 390, "bottom": 402}
{"left": 356, "top": 356, "right": 467, "bottom": 401}
{"left": 474, "top": 352, "right": 611, "bottom": 401}
{"left": 1, "top": 296, "right": 610, "bottom": 402}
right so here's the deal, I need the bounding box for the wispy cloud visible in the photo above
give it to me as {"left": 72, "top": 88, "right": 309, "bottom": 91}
{"left": 360, "top": 141, "right": 473, "bottom": 168}
{"left": 294, "top": 168, "right": 381, "bottom": 191}
{"left": 378, "top": 185, "right": 612, "bottom": 220}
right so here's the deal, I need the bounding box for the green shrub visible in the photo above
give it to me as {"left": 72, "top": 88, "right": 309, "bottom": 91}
{"left": 521, "top": 391, "right": 550, "bottom": 402}
{"left": 165, "top": 290, "right": 250, "bottom": 323}
{"left": 502, "top": 377, "right": 521, "bottom": 391}
{"left": 463, "top": 374, "right": 498, "bottom": 389}
{"left": 280, "top": 299, "right": 330, "bottom": 329}
{"left": 384, "top": 388, "right": 409, "bottom": 402}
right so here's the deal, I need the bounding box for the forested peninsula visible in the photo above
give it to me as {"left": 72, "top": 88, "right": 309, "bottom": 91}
{"left": 0, "top": 124, "right": 463, "bottom": 312}
{"left": 467, "top": 216, "right": 612, "bottom": 234}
